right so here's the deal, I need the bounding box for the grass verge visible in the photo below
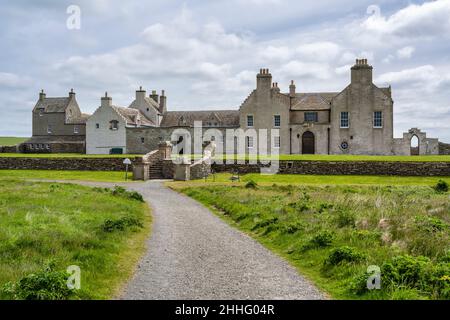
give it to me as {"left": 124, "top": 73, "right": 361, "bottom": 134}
{"left": 0, "top": 153, "right": 140, "bottom": 158}
{"left": 0, "top": 137, "right": 28, "bottom": 146}
{"left": 0, "top": 180, "right": 151, "bottom": 299}
{"left": 0, "top": 170, "right": 134, "bottom": 183}
{"left": 171, "top": 180, "right": 450, "bottom": 300}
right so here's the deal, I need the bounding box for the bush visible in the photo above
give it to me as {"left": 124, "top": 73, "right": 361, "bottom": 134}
{"left": 245, "top": 180, "right": 258, "bottom": 189}
{"left": 102, "top": 216, "right": 143, "bottom": 232}
{"left": 111, "top": 186, "right": 144, "bottom": 202}
{"left": 348, "top": 271, "right": 371, "bottom": 295}
{"left": 381, "top": 255, "right": 429, "bottom": 287}
{"left": 433, "top": 180, "right": 449, "bottom": 193}
{"left": 414, "top": 215, "right": 448, "bottom": 233}
{"left": 334, "top": 209, "right": 356, "bottom": 228}
{"left": 1, "top": 267, "right": 75, "bottom": 300}
{"left": 324, "top": 246, "right": 365, "bottom": 266}
{"left": 310, "top": 230, "right": 334, "bottom": 248}
{"left": 280, "top": 221, "right": 305, "bottom": 234}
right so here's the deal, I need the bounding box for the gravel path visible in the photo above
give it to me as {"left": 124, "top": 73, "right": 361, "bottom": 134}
{"left": 48, "top": 180, "right": 325, "bottom": 300}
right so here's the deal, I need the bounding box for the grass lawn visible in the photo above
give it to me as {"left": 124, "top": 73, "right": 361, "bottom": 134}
{"left": 0, "top": 137, "right": 28, "bottom": 146}
{"left": 0, "top": 180, "right": 151, "bottom": 299}
{"left": 167, "top": 173, "right": 450, "bottom": 188}
{"left": 0, "top": 170, "right": 134, "bottom": 183}
{"left": 0, "top": 153, "right": 141, "bottom": 158}
{"left": 170, "top": 177, "right": 450, "bottom": 300}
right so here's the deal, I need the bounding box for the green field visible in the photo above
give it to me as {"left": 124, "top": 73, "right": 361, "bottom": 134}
{"left": 0, "top": 180, "right": 151, "bottom": 299}
{"left": 0, "top": 153, "right": 140, "bottom": 158}
{"left": 0, "top": 137, "right": 28, "bottom": 146}
{"left": 173, "top": 181, "right": 450, "bottom": 300}
{"left": 167, "top": 173, "right": 450, "bottom": 188}
{"left": 0, "top": 170, "right": 133, "bottom": 182}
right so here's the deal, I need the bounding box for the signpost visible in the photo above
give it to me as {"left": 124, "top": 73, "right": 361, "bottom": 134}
{"left": 123, "top": 158, "right": 132, "bottom": 181}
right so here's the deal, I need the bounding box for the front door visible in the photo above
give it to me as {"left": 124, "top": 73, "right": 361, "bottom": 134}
{"left": 302, "top": 131, "right": 315, "bottom": 154}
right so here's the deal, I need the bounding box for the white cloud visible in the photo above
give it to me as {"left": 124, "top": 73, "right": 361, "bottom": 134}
{"left": 361, "top": 0, "right": 450, "bottom": 38}
{"left": 396, "top": 46, "right": 415, "bottom": 59}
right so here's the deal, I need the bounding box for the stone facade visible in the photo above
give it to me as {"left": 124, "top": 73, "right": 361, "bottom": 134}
{"left": 439, "top": 142, "right": 450, "bottom": 155}
{"left": 23, "top": 89, "right": 88, "bottom": 153}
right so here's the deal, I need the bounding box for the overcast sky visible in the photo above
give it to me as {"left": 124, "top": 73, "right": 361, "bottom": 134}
{"left": 0, "top": 0, "right": 449, "bottom": 141}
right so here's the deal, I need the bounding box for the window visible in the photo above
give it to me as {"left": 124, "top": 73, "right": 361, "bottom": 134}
{"left": 304, "top": 112, "right": 318, "bottom": 122}
{"left": 340, "top": 112, "right": 349, "bottom": 128}
{"left": 247, "top": 115, "right": 254, "bottom": 127}
{"left": 246, "top": 136, "right": 254, "bottom": 148}
{"left": 146, "top": 108, "right": 150, "bottom": 112}
{"left": 96, "top": 123, "right": 100, "bottom": 129}
{"left": 74, "top": 126, "right": 79, "bottom": 134}
{"left": 274, "top": 115, "right": 281, "bottom": 127}
{"left": 47, "top": 125, "right": 52, "bottom": 134}
{"left": 373, "top": 111, "right": 383, "bottom": 128}
{"left": 45, "top": 144, "right": 50, "bottom": 150}
{"left": 141, "top": 137, "right": 145, "bottom": 144}
{"left": 110, "top": 120, "right": 119, "bottom": 130}
{"left": 39, "top": 109, "right": 44, "bottom": 117}
{"left": 29, "top": 144, "right": 33, "bottom": 150}
{"left": 273, "top": 136, "right": 281, "bottom": 148}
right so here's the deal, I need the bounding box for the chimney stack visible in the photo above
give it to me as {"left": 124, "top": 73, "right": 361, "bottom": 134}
{"left": 150, "top": 90, "right": 159, "bottom": 104}
{"left": 159, "top": 90, "right": 167, "bottom": 114}
{"left": 136, "top": 86, "right": 146, "bottom": 103}
{"left": 257, "top": 68, "right": 272, "bottom": 92}
{"left": 69, "top": 88, "right": 75, "bottom": 99}
{"left": 289, "top": 80, "right": 296, "bottom": 97}
{"left": 101, "top": 91, "right": 112, "bottom": 107}
{"left": 351, "top": 58, "right": 373, "bottom": 85}
{"left": 39, "top": 89, "right": 46, "bottom": 101}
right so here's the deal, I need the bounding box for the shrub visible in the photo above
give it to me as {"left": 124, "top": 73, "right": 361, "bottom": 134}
{"left": 1, "top": 267, "right": 75, "bottom": 300}
{"left": 433, "top": 180, "right": 449, "bottom": 193}
{"left": 324, "top": 246, "right": 365, "bottom": 266}
{"left": 317, "top": 202, "right": 333, "bottom": 213}
{"left": 381, "top": 255, "right": 430, "bottom": 287}
{"left": 310, "top": 230, "right": 334, "bottom": 248}
{"left": 348, "top": 271, "right": 371, "bottom": 295}
{"left": 280, "top": 221, "right": 305, "bottom": 234}
{"left": 102, "top": 216, "right": 143, "bottom": 232}
{"left": 245, "top": 180, "right": 258, "bottom": 189}
{"left": 251, "top": 216, "right": 278, "bottom": 231}
{"left": 334, "top": 209, "right": 356, "bottom": 228}
{"left": 111, "top": 186, "right": 144, "bottom": 202}
{"left": 414, "top": 215, "right": 448, "bottom": 233}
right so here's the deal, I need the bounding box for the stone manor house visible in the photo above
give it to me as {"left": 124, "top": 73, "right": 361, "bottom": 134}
{"left": 23, "top": 59, "right": 448, "bottom": 156}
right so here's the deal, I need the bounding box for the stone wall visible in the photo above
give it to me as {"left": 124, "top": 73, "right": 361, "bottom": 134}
{"left": 0, "top": 157, "right": 134, "bottom": 171}
{"left": 212, "top": 160, "right": 450, "bottom": 176}
{"left": 439, "top": 142, "right": 450, "bottom": 155}
{"left": 161, "top": 160, "right": 175, "bottom": 179}
{"left": 0, "top": 146, "right": 19, "bottom": 153}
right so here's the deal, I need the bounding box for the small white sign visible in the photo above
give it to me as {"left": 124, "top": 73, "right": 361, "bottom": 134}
{"left": 123, "top": 158, "right": 132, "bottom": 165}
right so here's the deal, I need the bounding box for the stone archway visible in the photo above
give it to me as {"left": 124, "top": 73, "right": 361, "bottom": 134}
{"left": 410, "top": 135, "right": 419, "bottom": 155}
{"left": 302, "top": 131, "right": 315, "bottom": 154}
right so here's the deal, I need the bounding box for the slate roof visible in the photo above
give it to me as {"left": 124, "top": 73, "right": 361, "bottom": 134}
{"left": 160, "top": 110, "right": 240, "bottom": 128}
{"left": 129, "top": 97, "right": 161, "bottom": 114}
{"left": 34, "top": 97, "right": 71, "bottom": 113}
{"left": 291, "top": 93, "right": 338, "bottom": 111}
{"left": 112, "top": 106, "right": 155, "bottom": 127}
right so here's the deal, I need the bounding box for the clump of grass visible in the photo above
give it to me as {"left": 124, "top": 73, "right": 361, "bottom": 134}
{"left": 111, "top": 186, "right": 144, "bottom": 202}
{"left": 433, "top": 180, "right": 449, "bottom": 193}
{"left": 101, "top": 216, "right": 144, "bottom": 232}
{"left": 245, "top": 180, "right": 258, "bottom": 189}
{"left": 324, "top": 246, "right": 365, "bottom": 266}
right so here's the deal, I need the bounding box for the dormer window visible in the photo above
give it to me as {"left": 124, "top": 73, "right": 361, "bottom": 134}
{"left": 110, "top": 120, "right": 119, "bottom": 130}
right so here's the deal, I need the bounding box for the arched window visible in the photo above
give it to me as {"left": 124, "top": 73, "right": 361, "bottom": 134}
{"left": 410, "top": 135, "right": 419, "bottom": 155}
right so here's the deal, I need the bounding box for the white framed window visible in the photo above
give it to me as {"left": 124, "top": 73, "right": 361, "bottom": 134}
{"left": 39, "top": 109, "right": 44, "bottom": 117}
{"left": 273, "top": 136, "right": 281, "bottom": 148}
{"left": 74, "top": 126, "right": 79, "bottom": 134}
{"left": 29, "top": 144, "right": 34, "bottom": 150}
{"left": 340, "top": 112, "right": 349, "bottom": 128}
{"left": 274, "top": 115, "right": 281, "bottom": 127}
{"left": 246, "top": 136, "right": 254, "bottom": 148}
{"left": 45, "top": 144, "right": 50, "bottom": 150}
{"left": 47, "top": 125, "right": 52, "bottom": 134}
{"left": 247, "top": 115, "right": 254, "bottom": 127}
{"left": 304, "top": 112, "right": 318, "bottom": 122}
{"left": 373, "top": 111, "right": 383, "bottom": 128}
